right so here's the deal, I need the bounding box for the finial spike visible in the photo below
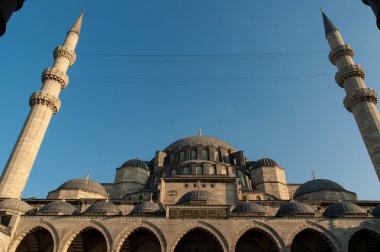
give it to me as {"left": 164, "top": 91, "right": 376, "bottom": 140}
{"left": 69, "top": 11, "right": 84, "bottom": 36}
{"left": 312, "top": 170, "right": 316, "bottom": 180}
{"left": 321, "top": 8, "right": 338, "bottom": 37}
{"left": 198, "top": 128, "right": 202, "bottom": 136}
{"left": 86, "top": 170, "right": 90, "bottom": 180}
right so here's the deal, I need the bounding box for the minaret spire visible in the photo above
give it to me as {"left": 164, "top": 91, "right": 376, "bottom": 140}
{"left": 0, "top": 12, "right": 84, "bottom": 198}
{"left": 322, "top": 9, "right": 380, "bottom": 181}
{"left": 321, "top": 8, "right": 338, "bottom": 37}
{"left": 69, "top": 11, "right": 84, "bottom": 36}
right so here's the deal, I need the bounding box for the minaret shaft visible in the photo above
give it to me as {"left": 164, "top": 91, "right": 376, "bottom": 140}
{"left": 0, "top": 13, "right": 83, "bottom": 198}
{"left": 323, "top": 12, "right": 380, "bottom": 181}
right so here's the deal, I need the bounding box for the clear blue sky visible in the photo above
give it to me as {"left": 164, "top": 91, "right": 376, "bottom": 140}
{"left": 1, "top": 0, "right": 379, "bottom": 200}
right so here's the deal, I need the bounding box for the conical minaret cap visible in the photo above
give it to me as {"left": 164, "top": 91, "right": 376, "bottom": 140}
{"left": 321, "top": 8, "right": 338, "bottom": 37}
{"left": 69, "top": 11, "right": 84, "bottom": 36}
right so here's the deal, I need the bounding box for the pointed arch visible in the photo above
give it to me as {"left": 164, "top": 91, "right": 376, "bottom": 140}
{"left": 348, "top": 227, "right": 380, "bottom": 252}
{"left": 230, "top": 221, "right": 285, "bottom": 251}
{"left": 168, "top": 221, "right": 228, "bottom": 252}
{"left": 113, "top": 221, "right": 166, "bottom": 252}
{"left": 59, "top": 221, "right": 112, "bottom": 252}
{"left": 285, "top": 222, "right": 341, "bottom": 252}
{"left": 8, "top": 221, "right": 58, "bottom": 252}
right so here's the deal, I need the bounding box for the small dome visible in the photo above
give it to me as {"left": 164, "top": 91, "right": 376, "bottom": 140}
{"left": 131, "top": 201, "right": 165, "bottom": 215}
{"left": 233, "top": 201, "right": 266, "bottom": 215}
{"left": 164, "top": 136, "right": 236, "bottom": 152}
{"left": 121, "top": 159, "right": 149, "bottom": 170}
{"left": 294, "top": 179, "right": 346, "bottom": 199}
{"left": 251, "top": 158, "right": 278, "bottom": 168}
{"left": 276, "top": 200, "right": 315, "bottom": 217}
{"left": 38, "top": 200, "right": 77, "bottom": 215}
{"left": 0, "top": 199, "right": 33, "bottom": 214}
{"left": 84, "top": 201, "right": 120, "bottom": 215}
{"left": 177, "top": 190, "right": 220, "bottom": 205}
{"left": 372, "top": 204, "right": 380, "bottom": 217}
{"left": 57, "top": 178, "right": 107, "bottom": 197}
{"left": 323, "top": 201, "right": 367, "bottom": 217}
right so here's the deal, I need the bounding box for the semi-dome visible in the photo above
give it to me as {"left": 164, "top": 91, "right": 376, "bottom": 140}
{"left": 38, "top": 200, "right": 77, "bottom": 215}
{"left": 233, "top": 201, "right": 266, "bottom": 215}
{"left": 294, "top": 179, "right": 346, "bottom": 199}
{"left": 131, "top": 201, "right": 165, "bottom": 215}
{"left": 323, "top": 201, "right": 367, "bottom": 217}
{"left": 57, "top": 178, "right": 107, "bottom": 197}
{"left": 164, "top": 136, "right": 236, "bottom": 152}
{"left": 0, "top": 199, "right": 33, "bottom": 214}
{"left": 121, "top": 159, "right": 149, "bottom": 170}
{"left": 84, "top": 201, "right": 120, "bottom": 215}
{"left": 372, "top": 204, "right": 380, "bottom": 217}
{"left": 251, "top": 158, "right": 278, "bottom": 168}
{"left": 177, "top": 190, "right": 220, "bottom": 205}
{"left": 276, "top": 200, "right": 316, "bottom": 217}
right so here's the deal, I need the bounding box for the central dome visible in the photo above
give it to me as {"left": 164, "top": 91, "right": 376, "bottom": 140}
{"left": 164, "top": 136, "right": 236, "bottom": 152}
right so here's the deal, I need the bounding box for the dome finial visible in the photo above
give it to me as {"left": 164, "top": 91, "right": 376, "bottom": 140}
{"left": 198, "top": 128, "right": 202, "bottom": 136}
{"left": 86, "top": 170, "right": 90, "bottom": 180}
{"left": 312, "top": 170, "right": 316, "bottom": 180}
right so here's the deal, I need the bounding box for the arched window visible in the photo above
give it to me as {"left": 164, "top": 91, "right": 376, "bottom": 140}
{"left": 209, "top": 166, "right": 216, "bottom": 175}
{"left": 256, "top": 196, "right": 261, "bottom": 200}
{"left": 202, "top": 149, "right": 209, "bottom": 160}
{"left": 162, "top": 172, "right": 166, "bottom": 178}
{"left": 195, "top": 166, "right": 203, "bottom": 175}
{"left": 171, "top": 169, "right": 177, "bottom": 176}
{"left": 183, "top": 167, "right": 190, "bottom": 175}
{"left": 214, "top": 151, "right": 220, "bottom": 162}
{"left": 170, "top": 154, "right": 175, "bottom": 164}
{"left": 221, "top": 167, "right": 227, "bottom": 175}
{"left": 191, "top": 150, "right": 197, "bottom": 160}
{"left": 180, "top": 152, "right": 185, "bottom": 162}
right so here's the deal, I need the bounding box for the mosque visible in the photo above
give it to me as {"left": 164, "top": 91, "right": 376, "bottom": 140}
{"left": 0, "top": 9, "right": 379, "bottom": 252}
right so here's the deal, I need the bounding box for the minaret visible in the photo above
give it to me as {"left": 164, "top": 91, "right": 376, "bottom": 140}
{"left": 322, "top": 9, "right": 380, "bottom": 181}
{"left": 0, "top": 12, "right": 84, "bottom": 198}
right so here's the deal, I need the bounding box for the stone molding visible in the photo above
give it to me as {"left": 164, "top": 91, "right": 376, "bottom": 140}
{"left": 335, "top": 64, "right": 365, "bottom": 88}
{"left": 29, "top": 91, "right": 61, "bottom": 114}
{"left": 54, "top": 45, "right": 76, "bottom": 66}
{"left": 41, "top": 67, "right": 69, "bottom": 90}
{"left": 343, "top": 88, "right": 378, "bottom": 112}
{"left": 329, "top": 44, "right": 354, "bottom": 65}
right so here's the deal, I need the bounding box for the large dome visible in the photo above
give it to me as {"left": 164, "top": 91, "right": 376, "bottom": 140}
{"left": 121, "top": 159, "right": 149, "bottom": 170}
{"left": 294, "top": 179, "right": 346, "bottom": 199}
{"left": 57, "top": 178, "right": 108, "bottom": 197}
{"left": 177, "top": 190, "right": 220, "bottom": 205}
{"left": 164, "top": 136, "right": 236, "bottom": 152}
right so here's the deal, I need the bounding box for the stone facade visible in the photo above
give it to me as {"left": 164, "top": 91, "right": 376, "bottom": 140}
{"left": 0, "top": 10, "right": 380, "bottom": 252}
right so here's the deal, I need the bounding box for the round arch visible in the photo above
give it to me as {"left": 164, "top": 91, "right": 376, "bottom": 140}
{"left": 348, "top": 227, "right": 380, "bottom": 252}
{"left": 113, "top": 221, "right": 166, "bottom": 252}
{"left": 285, "top": 222, "right": 341, "bottom": 252}
{"left": 229, "top": 221, "right": 285, "bottom": 252}
{"left": 8, "top": 221, "right": 58, "bottom": 252}
{"left": 59, "top": 221, "right": 112, "bottom": 252}
{"left": 168, "top": 221, "right": 228, "bottom": 252}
